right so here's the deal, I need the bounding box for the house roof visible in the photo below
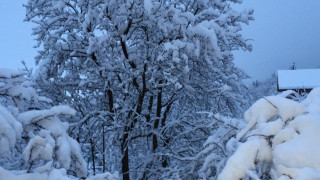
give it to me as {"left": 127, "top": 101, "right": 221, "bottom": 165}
{"left": 277, "top": 69, "right": 320, "bottom": 90}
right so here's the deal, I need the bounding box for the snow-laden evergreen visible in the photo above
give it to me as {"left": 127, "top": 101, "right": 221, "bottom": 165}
{"left": 217, "top": 88, "right": 320, "bottom": 180}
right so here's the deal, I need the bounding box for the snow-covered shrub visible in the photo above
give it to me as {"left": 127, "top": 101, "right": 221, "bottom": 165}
{"left": 18, "top": 105, "right": 87, "bottom": 177}
{"left": 0, "top": 68, "right": 118, "bottom": 179}
{"left": 0, "top": 105, "right": 22, "bottom": 157}
{"left": 195, "top": 114, "right": 245, "bottom": 179}
{"left": 218, "top": 88, "right": 320, "bottom": 180}
{"left": 0, "top": 68, "right": 48, "bottom": 168}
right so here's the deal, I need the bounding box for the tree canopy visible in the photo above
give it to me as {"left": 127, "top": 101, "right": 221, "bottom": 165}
{"left": 23, "top": 0, "right": 253, "bottom": 179}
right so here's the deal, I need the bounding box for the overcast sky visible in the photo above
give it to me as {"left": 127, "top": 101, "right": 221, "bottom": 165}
{"left": 0, "top": 0, "right": 35, "bottom": 69}
{"left": 233, "top": 0, "right": 320, "bottom": 80}
{"left": 1, "top": 1, "right": 320, "bottom": 81}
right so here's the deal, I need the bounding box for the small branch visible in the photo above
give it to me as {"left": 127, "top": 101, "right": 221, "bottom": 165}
{"left": 263, "top": 97, "right": 277, "bottom": 109}
{"left": 27, "top": 161, "right": 34, "bottom": 173}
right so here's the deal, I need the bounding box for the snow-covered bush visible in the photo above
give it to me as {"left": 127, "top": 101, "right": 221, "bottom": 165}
{"left": 18, "top": 105, "right": 87, "bottom": 177}
{"left": 0, "top": 68, "right": 118, "bottom": 180}
{"left": 218, "top": 88, "right": 320, "bottom": 180}
{"left": 0, "top": 105, "right": 22, "bottom": 157}
{"left": 194, "top": 114, "right": 245, "bottom": 179}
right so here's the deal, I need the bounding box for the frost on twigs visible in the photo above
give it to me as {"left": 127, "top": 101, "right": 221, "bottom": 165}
{"left": 218, "top": 88, "right": 320, "bottom": 180}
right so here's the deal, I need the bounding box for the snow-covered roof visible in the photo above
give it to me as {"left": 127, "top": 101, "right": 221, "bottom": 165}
{"left": 277, "top": 69, "right": 320, "bottom": 90}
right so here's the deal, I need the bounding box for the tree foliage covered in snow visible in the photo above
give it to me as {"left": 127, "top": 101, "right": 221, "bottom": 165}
{"left": 0, "top": 68, "right": 119, "bottom": 180}
{"left": 216, "top": 88, "right": 320, "bottom": 180}
{"left": 24, "top": 0, "right": 253, "bottom": 179}
{"left": 248, "top": 73, "right": 278, "bottom": 104}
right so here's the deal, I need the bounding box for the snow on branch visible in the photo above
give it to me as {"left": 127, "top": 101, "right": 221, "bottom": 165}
{"left": 18, "top": 105, "right": 76, "bottom": 126}
{"left": 0, "top": 105, "right": 22, "bottom": 157}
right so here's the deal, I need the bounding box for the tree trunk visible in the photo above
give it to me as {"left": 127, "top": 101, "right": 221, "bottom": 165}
{"left": 102, "top": 125, "right": 106, "bottom": 172}
{"left": 122, "top": 132, "right": 130, "bottom": 180}
{"left": 152, "top": 82, "right": 162, "bottom": 152}
{"left": 90, "top": 138, "right": 96, "bottom": 175}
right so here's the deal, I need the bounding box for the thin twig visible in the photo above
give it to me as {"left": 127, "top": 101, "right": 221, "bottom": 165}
{"left": 263, "top": 97, "right": 277, "bottom": 109}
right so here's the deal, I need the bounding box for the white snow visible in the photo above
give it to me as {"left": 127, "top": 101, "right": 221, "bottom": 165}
{"left": 0, "top": 105, "right": 22, "bottom": 157}
{"left": 18, "top": 105, "right": 76, "bottom": 125}
{"left": 144, "top": 0, "right": 153, "bottom": 14}
{"left": 56, "top": 135, "right": 72, "bottom": 169}
{"left": 0, "top": 166, "right": 119, "bottom": 180}
{"left": 86, "top": 171, "right": 119, "bottom": 180}
{"left": 23, "top": 135, "right": 50, "bottom": 161}
{"left": 68, "top": 137, "right": 88, "bottom": 177}
{"left": 236, "top": 97, "right": 278, "bottom": 140}
{"left": 0, "top": 167, "right": 47, "bottom": 180}
{"left": 218, "top": 137, "right": 272, "bottom": 180}
{"left": 249, "top": 118, "right": 284, "bottom": 137}
{"left": 237, "top": 94, "right": 306, "bottom": 141}
{"left": 266, "top": 96, "right": 307, "bottom": 121}
{"left": 273, "top": 114, "right": 320, "bottom": 171}
{"left": 18, "top": 105, "right": 88, "bottom": 177}
{"left": 219, "top": 87, "right": 320, "bottom": 180}
{"left": 8, "top": 85, "right": 37, "bottom": 101}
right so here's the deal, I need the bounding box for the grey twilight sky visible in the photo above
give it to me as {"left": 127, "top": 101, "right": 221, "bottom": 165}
{"left": 1, "top": 1, "right": 320, "bottom": 81}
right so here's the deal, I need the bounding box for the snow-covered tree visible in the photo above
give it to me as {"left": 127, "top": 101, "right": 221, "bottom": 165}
{"left": 289, "top": 61, "right": 297, "bottom": 70}
{"left": 248, "top": 74, "right": 278, "bottom": 103}
{"left": 24, "top": 0, "right": 253, "bottom": 179}
{"left": 217, "top": 88, "right": 320, "bottom": 180}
